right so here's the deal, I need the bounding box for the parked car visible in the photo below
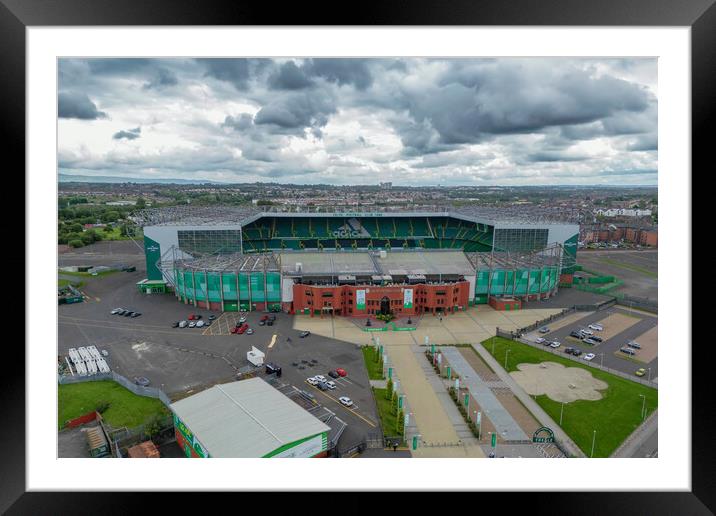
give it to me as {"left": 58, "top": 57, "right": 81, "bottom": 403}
{"left": 133, "top": 376, "right": 150, "bottom": 387}
{"left": 588, "top": 324, "right": 603, "bottom": 331}
{"left": 315, "top": 375, "right": 327, "bottom": 383}
{"left": 549, "top": 341, "right": 560, "bottom": 348}
{"left": 316, "top": 381, "right": 328, "bottom": 391}
{"left": 246, "top": 328, "right": 254, "bottom": 335}
{"left": 230, "top": 326, "right": 239, "bottom": 334}
{"left": 189, "top": 321, "right": 196, "bottom": 328}
{"left": 580, "top": 328, "right": 594, "bottom": 336}
{"left": 306, "top": 377, "right": 318, "bottom": 386}
{"left": 172, "top": 321, "right": 180, "bottom": 328}
{"left": 208, "top": 314, "right": 216, "bottom": 321}
{"left": 535, "top": 337, "right": 546, "bottom": 344}
{"left": 188, "top": 314, "right": 196, "bottom": 320}
{"left": 325, "top": 381, "right": 337, "bottom": 390}
{"left": 111, "top": 308, "right": 123, "bottom": 315}
{"left": 572, "top": 349, "right": 583, "bottom": 357}
{"left": 539, "top": 327, "right": 550, "bottom": 334}
{"left": 239, "top": 316, "right": 247, "bottom": 324}
{"left": 584, "top": 353, "right": 596, "bottom": 361}
{"left": 582, "top": 338, "right": 599, "bottom": 346}
{"left": 237, "top": 323, "right": 249, "bottom": 334}
{"left": 620, "top": 347, "right": 636, "bottom": 356}
{"left": 100, "top": 349, "right": 109, "bottom": 357}
{"left": 627, "top": 340, "right": 641, "bottom": 349}
{"left": 564, "top": 347, "right": 575, "bottom": 354}
{"left": 570, "top": 330, "right": 584, "bottom": 339}
{"left": 635, "top": 368, "right": 647, "bottom": 377}
{"left": 542, "top": 340, "right": 552, "bottom": 346}
{"left": 590, "top": 336, "right": 603, "bottom": 343}
{"left": 131, "top": 312, "right": 141, "bottom": 318}
{"left": 339, "top": 397, "right": 354, "bottom": 407}
{"left": 196, "top": 320, "right": 205, "bottom": 328}
{"left": 328, "top": 370, "right": 340, "bottom": 379}
{"left": 124, "top": 311, "right": 134, "bottom": 317}
{"left": 179, "top": 320, "right": 188, "bottom": 328}
{"left": 336, "top": 368, "right": 347, "bottom": 377}
{"left": 259, "top": 320, "right": 266, "bottom": 326}
{"left": 260, "top": 315, "right": 269, "bottom": 322}
{"left": 266, "top": 320, "right": 274, "bottom": 326}
{"left": 300, "top": 331, "right": 311, "bottom": 338}
{"left": 265, "top": 363, "right": 282, "bottom": 377}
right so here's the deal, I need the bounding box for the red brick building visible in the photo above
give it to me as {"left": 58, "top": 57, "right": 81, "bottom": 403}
{"left": 291, "top": 281, "right": 470, "bottom": 318}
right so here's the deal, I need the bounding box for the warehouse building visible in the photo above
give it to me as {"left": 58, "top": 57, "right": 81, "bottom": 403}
{"left": 170, "top": 378, "right": 331, "bottom": 458}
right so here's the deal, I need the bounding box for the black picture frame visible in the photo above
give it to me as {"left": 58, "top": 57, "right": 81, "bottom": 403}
{"left": 4, "top": 0, "right": 707, "bottom": 512}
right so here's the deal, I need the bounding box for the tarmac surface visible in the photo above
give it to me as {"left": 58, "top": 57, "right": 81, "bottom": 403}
{"left": 577, "top": 249, "right": 658, "bottom": 300}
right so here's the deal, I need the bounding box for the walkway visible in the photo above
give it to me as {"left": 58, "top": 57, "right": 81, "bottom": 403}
{"left": 385, "top": 344, "right": 484, "bottom": 457}
{"left": 471, "top": 342, "right": 586, "bottom": 458}
{"left": 611, "top": 409, "right": 658, "bottom": 458}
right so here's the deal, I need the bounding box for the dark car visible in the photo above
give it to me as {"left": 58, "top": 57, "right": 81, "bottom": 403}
{"left": 208, "top": 314, "right": 216, "bottom": 320}
{"left": 133, "top": 376, "right": 150, "bottom": 387}
{"left": 572, "top": 349, "right": 583, "bottom": 357}
{"left": 570, "top": 330, "right": 583, "bottom": 338}
{"left": 316, "top": 381, "right": 328, "bottom": 391}
{"left": 300, "top": 331, "right": 311, "bottom": 338}
{"left": 172, "top": 322, "right": 180, "bottom": 328}
{"left": 266, "top": 320, "right": 274, "bottom": 326}
{"left": 591, "top": 336, "right": 603, "bottom": 343}
{"left": 564, "top": 347, "right": 574, "bottom": 355}
{"left": 124, "top": 311, "right": 134, "bottom": 317}
{"left": 620, "top": 347, "right": 636, "bottom": 356}
{"left": 259, "top": 320, "right": 266, "bottom": 326}
{"left": 328, "top": 370, "right": 340, "bottom": 379}
{"left": 265, "top": 362, "right": 282, "bottom": 377}
{"left": 131, "top": 312, "right": 141, "bottom": 318}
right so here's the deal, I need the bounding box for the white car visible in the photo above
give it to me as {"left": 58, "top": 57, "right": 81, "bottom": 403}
{"left": 111, "top": 308, "right": 123, "bottom": 315}
{"left": 588, "top": 324, "right": 603, "bottom": 331}
{"left": 535, "top": 337, "right": 546, "bottom": 344}
{"left": 239, "top": 316, "right": 247, "bottom": 324}
{"left": 584, "top": 353, "right": 596, "bottom": 361}
{"left": 179, "top": 320, "right": 188, "bottom": 328}
{"left": 339, "top": 396, "right": 354, "bottom": 407}
{"left": 325, "top": 381, "right": 336, "bottom": 390}
{"left": 549, "top": 341, "right": 560, "bottom": 348}
{"left": 189, "top": 321, "right": 196, "bottom": 328}
{"left": 315, "top": 375, "right": 327, "bottom": 383}
{"left": 196, "top": 320, "right": 205, "bottom": 328}
{"left": 246, "top": 328, "right": 254, "bottom": 335}
{"left": 580, "top": 328, "right": 594, "bottom": 336}
{"left": 306, "top": 377, "right": 318, "bottom": 386}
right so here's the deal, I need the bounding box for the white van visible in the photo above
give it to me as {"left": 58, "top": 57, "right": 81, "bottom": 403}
{"left": 179, "top": 320, "right": 188, "bottom": 328}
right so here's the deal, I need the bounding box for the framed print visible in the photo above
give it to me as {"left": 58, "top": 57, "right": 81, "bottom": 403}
{"left": 5, "top": 0, "right": 710, "bottom": 512}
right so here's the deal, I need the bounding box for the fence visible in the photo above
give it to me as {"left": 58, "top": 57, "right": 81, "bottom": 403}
{"left": 614, "top": 294, "right": 658, "bottom": 314}
{"left": 58, "top": 371, "right": 173, "bottom": 408}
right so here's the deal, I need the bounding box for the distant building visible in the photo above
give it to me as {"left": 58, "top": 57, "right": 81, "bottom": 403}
{"left": 379, "top": 182, "right": 392, "bottom": 189}
{"left": 594, "top": 208, "right": 652, "bottom": 218}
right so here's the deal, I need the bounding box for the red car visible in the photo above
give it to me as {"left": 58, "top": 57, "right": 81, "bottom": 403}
{"left": 237, "top": 323, "right": 249, "bottom": 334}
{"left": 336, "top": 368, "right": 347, "bottom": 377}
{"left": 188, "top": 314, "right": 195, "bottom": 320}
{"left": 260, "top": 315, "right": 269, "bottom": 322}
{"left": 230, "top": 326, "right": 239, "bottom": 334}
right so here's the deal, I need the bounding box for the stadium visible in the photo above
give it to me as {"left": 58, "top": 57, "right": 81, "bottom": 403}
{"left": 136, "top": 206, "right": 579, "bottom": 316}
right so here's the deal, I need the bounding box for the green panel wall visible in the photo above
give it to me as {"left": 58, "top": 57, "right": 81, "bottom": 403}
{"left": 266, "top": 272, "right": 281, "bottom": 302}
{"left": 195, "top": 272, "right": 207, "bottom": 300}
{"left": 144, "top": 236, "right": 163, "bottom": 280}
{"left": 505, "top": 271, "right": 515, "bottom": 296}
{"left": 528, "top": 270, "right": 540, "bottom": 294}
{"left": 222, "top": 273, "right": 238, "bottom": 301}
{"left": 476, "top": 270, "right": 489, "bottom": 294}
{"left": 561, "top": 233, "right": 579, "bottom": 274}
{"left": 489, "top": 270, "right": 506, "bottom": 295}
{"left": 239, "top": 274, "right": 250, "bottom": 301}
{"left": 250, "top": 273, "right": 265, "bottom": 302}
{"left": 207, "top": 272, "right": 222, "bottom": 302}
{"left": 515, "top": 270, "right": 529, "bottom": 295}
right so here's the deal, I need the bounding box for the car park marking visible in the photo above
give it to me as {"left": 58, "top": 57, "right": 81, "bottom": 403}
{"left": 307, "top": 386, "right": 377, "bottom": 427}
{"left": 268, "top": 334, "right": 277, "bottom": 349}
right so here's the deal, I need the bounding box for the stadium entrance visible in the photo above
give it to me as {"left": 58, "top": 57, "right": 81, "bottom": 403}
{"left": 379, "top": 296, "right": 391, "bottom": 316}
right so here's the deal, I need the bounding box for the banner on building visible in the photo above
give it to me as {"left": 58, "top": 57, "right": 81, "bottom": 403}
{"left": 356, "top": 289, "right": 366, "bottom": 310}
{"left": 403, "top": 288, "right": 413, "bottom": 309}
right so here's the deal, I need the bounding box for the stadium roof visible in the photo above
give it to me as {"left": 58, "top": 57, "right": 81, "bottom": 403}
{"left": 280, "top": 249, "right": 475, "bottom": 278}
{"left": 135, "top": 204, "right": 579, "bottom": 228}
{"left": 170, "top": 378, "right": 330, "bottom": 458}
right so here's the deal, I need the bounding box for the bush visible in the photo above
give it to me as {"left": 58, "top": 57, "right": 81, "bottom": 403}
{"left": 95, "top": 401, "right": 110, "bottom": 413}
{"left": 385, "top": 378, "right": 393, "bottom": 399}
{"left": 68, "top": 239, "right": 84, "bottom": 248}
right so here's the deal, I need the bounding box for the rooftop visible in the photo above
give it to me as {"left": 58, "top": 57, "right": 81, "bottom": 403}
{"left": 169, "top": 378, "right": 330, "bottom": 458}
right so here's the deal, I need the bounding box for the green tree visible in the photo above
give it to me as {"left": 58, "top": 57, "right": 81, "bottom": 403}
{"left": 385, "top": 378, "right": 393, "bottom": 399}
{"left": 68, "top": 239, "right": 84, "bottom": 248}
{"left": 396, "top": 408, "right": 404, "bottom": 434}
{"left": 136, "top": 197, "right": 146, "bottom": 209}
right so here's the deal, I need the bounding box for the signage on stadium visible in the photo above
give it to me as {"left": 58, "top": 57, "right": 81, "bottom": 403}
{"left": 403, "top": 289, "right": 413, "bottom": 309}
{"left": 356, "top": 289, "right": 366, "bottom": 310}
{"left": 331, "top": 213, "right": 384, "bottom": 217}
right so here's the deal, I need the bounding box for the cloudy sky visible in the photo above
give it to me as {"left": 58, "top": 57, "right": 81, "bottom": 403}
{"left": 58, "top": 57, "right": 657, "bottom": 186}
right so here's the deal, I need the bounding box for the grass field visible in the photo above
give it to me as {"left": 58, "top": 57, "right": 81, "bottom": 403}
{"left": 599, "top": 258, "right": 658, "bottom": 279}
{"left": 362, "top": 346, "right": 385, "bottom": 380}
{"left": 372, "top": 388, "right": 403, "bottom": 437}
{"left": 58, "top": 381, "right": 169, "bottom": 430}
{"left": 483, "top": 337, "right": 657, "bottom": 457}
{"left": 58, "top": 278, "right": 85, "bottom": 288}
{"left": 58, "top": 269, "right": 120, "bottom": 278}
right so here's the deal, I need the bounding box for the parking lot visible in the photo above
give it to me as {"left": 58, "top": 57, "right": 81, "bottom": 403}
{"left": 524, "top": 306, "right": 658, "bottom": 378}
{"left": 58, "top": 246, "right": 380, "bottom": 451}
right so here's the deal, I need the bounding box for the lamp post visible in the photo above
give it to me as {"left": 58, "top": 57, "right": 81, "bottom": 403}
{"left": 504, "top": 349, "right": 511, "bottom": 370}
{"left": 591, "top": 430, "right": 596, "bottom": 458}
{"left": 560, "top": 402, "right": 565, "bottom": 426}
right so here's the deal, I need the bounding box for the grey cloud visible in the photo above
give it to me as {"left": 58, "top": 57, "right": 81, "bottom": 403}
{"left": 198, "top": 58, "right": 251, "bottom": 90}
{"left": 58, "top": 92, "right": 108, "bottom": 120}
{"left": 254, "top": 90, "right": 336, "bottom": 135}
{"left": 113, "top": 127, "right": 142, "bottom": 140}
{"left": 268, "top": 61, "right": 314, "bottom": 90}
{"left": 144, "top": 68, "right": 179, "bottom": 89}
{"left": 306, "top": 59, "right": 373, "bottom": 90}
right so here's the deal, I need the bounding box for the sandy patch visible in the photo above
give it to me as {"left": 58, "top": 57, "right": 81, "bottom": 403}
{"left": 632, "top": 325, "right": 658, "bottom": 364}
{"left": 593, "top": 313, "right": 640, "bottom": 340}
{"left": 510, "top": 362, "right": 608, "bottom": 403}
